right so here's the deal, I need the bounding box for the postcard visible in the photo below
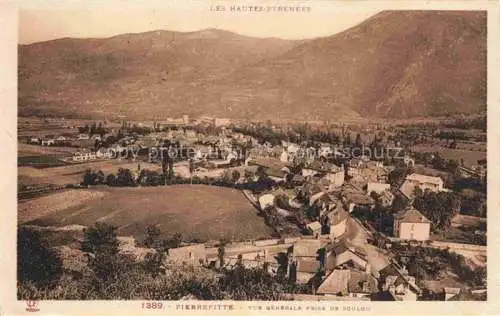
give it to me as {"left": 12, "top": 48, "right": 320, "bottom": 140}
{"left": 0, "top": 0, "right": 498, "bottom": 315}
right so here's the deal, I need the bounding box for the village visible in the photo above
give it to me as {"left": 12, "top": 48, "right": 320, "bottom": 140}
{"left": 18, "top": 114, "right": 487, "bottom": 301}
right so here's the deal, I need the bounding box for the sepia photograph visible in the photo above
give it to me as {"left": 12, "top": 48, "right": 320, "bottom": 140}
{"left": 8, "top": 0, "right": 493, "bottom": 309}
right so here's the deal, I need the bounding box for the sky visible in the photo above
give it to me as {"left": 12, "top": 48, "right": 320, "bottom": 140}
{"left": 18, "top": 1, "right": 381, "bottom": 44}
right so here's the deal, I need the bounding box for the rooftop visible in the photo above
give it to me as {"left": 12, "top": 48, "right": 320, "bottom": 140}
{"left": 394, "top": 207, "right": 431, "bottom": 224}
{"left": 293, "top": 239, "right": 322, "bottom": 257}
{"left": 296, "top": 257, "right": 321, "bottom": 273}
{"left": 399, "top": 180, "right": 417, "bottom": 200}
{"left": 367, "top": 182, "right": 390, "bottom": 194}
{"left": 327, "top": 206, "right": 349, "bottom": 226}
{"left": 317, "top": 269, "right": 376, "bottom": 295}
{"left": 406, "top": 173, "right": 443, "bottom": 185}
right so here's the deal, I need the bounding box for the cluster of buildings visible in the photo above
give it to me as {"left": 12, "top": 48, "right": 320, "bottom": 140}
{"left": 158, "top": 233, "right": 462, "bottom": 301}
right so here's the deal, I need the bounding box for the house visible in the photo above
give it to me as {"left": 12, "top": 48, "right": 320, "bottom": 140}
{"left": 378, "top": 264, "right": 422, "bottom": 301}
{"left": 167, "top": 244, "right": 206, "bottom": 266}
{"left": 316, "top": 269, "right": 377, "bottom": 298}
{"left": 302, "top": 161, "right": 338, "bottom": 178}
{"left": 444, "top": 287, "right": 461, "bottom": 301}
{"left": 287, "top": 143, "right": 300, "bottom": 155}
{"left": 323, "top": 204, "right": 348, "bottom": 239}
{"left": 393, "top": 207, "right": 431, "bottom": 241}
{"left": 264, "top": 168, "right": 287, "bottom": 183}
{"left": 405, "top": 173, "right": 444, "bottom": 192}
{"left": 280, "top": 149, "right": 290, "bottom": 163}
{"left": 318, "top": 146, "right": 334, "bottom": 159}
{"left": 90, "top": 134, "right": 101, "bottom": 141}
{"left": 291, "top": 174, "right": 306, "bottom": 186}
{"left": 56, "top": 135, "right": 67, "bottom": 142}
{"left": 41, "top": 138, "right": 55, "bottom": 146}
{"left": 343, "top": 191, "right": 375, "bottom": 213}
{"left": 403, "top": 156, "right": 415, "bottom": 167}
{"left": 306, "top": 221, "right": 322, "bottom": 237}
{"left": 96, "top": 148, "right": 113, "bottom": 159}
{"left": 248, "top": 157, "right": 288, "bottom": 171}
{"left": 29, "top": 137, "right": 40, "bottom": 144}
{"left": 288, "top": 239, "right": 323, "bottom": 284}
{"left": 324, "top": 239, "right": 369, "bottom": 272}
{"left": 309, "top": 191, "right": 335, "bottom": 211}
{"left": 399, "top": 180, "right": 417, "bottom": 201}
{"left": 349, "top": 159, "right": 365, "bottom": 169}
{"left": 258, "top": 194, "right": 275, "bottom": 210}
{"left": 78, "top": 133, "right": 90, "bottom": 140}
{"left": 379, "top": 190, "right": 395, "bottom": 207}
{"left": 323, "top": 170, "right": 345, "bottom": 189}
{"left": 366, "top": 160, "right": 384, "bottom": 168}
{"left": 366, "top": 182, "right": 391, "bottom": 195}
{"left": 72, "top": 151, "right": 97, "bottom": 161}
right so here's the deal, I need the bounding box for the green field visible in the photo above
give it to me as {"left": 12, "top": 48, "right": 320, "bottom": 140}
{"left": 18, "top": 155, "right": 69, "bottom": 168}
{"left": 411, "top": 145, "right": 486, "bottom": 167}
{"left": 20, "top": 185, "right": 274, "bottom": 242}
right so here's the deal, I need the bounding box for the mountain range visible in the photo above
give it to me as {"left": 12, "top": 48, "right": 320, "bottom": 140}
{"left": 18, "top": 10, "right": 487, "bottom": 121}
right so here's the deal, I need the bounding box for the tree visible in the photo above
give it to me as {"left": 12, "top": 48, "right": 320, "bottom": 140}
{"left": 355, "top": 133, "right": 363, "bottom": 148}
{"left": 446, "top": 159, "right": 460, "bottom": 175}
{"left": 144, "top": 224, "right": 165, "bottom": 250}
{"left": 218, "top": 266, "right": 286, "bottom": 300}
{"left": 81, "top": 222, "right": 120, "bottom": 254}
{"left": 217, "top": 239, "right": 227, "bottom": 269}
{"left": 460, "top": 189, "right": 486, "bottom": 217}
{"left": 305, "top": 204, "right": 321, "bottom": 221}
{"left": 471, "top": 267, "right": 487, "bottom": 287}
{"left": 231, "top": 170, "right": 241, "bottom": 185}
{"left": 90, "top": 123, "right": 97, "bottom": 135}
{"left": 256, "top": 166, "right": 266, "bottom": 179}
{"left": 244, "top": 169, "right": 255, "bottom": 183}
{"left": 388, "top": 167, "right": 410, "bottom": 186}
{"left": 17, "top": 227, "right": 63, "bottom": 287}
{"left": 82, "top": 169, "right": 97, "bottom": 186}
{"left": 165, "top": 233, "right": 183, "bottom": 249}
{"left": 143, "top": 225, "right": 168, "bottom": 277}
{"left": 220, "top": 170, "right": 232, "bottom": 185}
{"left": 432, "top": 152, "right": 447, "bottom": 171}
{"left": 391, "top": 195, "right": 409, "bottom": 213}
{"left": 106, "top": 173, "right": 117, "bottom": 186}
{"left": 96, "top": 170, "right": 105, "bottom": 185}
{"left": 413, "top": 190, "right": 460, "bottom": 231}
{"left": 81, "top": 222, "right": 124, "bottom": 282}
{"left": 116, "top": 168, "right": 135, "bottom": 187}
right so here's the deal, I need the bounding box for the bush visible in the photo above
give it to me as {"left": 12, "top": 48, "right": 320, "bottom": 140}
{"left": 17, "top": 227, "right": 63, "bottom": 287}
{"left": 81, "top": 222, "right": 127, "bottom": 282}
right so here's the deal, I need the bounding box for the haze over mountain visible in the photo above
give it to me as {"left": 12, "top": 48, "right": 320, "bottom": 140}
{"left": 18, "top": 10, "right": 486, "bottom": 121}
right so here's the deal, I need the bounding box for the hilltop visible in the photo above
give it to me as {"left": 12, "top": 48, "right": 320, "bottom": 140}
{"left": 18, "top": 11, "right": 486, "bottom": 120}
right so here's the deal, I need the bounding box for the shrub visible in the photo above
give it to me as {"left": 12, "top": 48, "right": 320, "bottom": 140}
{"left": 17, "top": 227, "right": 63, "bottom": 288}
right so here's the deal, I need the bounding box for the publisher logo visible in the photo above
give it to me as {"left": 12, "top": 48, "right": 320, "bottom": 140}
{"left": 25, "top": 300, "right": 40, "bottom": 312}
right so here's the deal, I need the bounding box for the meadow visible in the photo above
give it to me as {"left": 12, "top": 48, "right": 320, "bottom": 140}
{"left": 19, "top": 185, "right": 274, "bottom": 242}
